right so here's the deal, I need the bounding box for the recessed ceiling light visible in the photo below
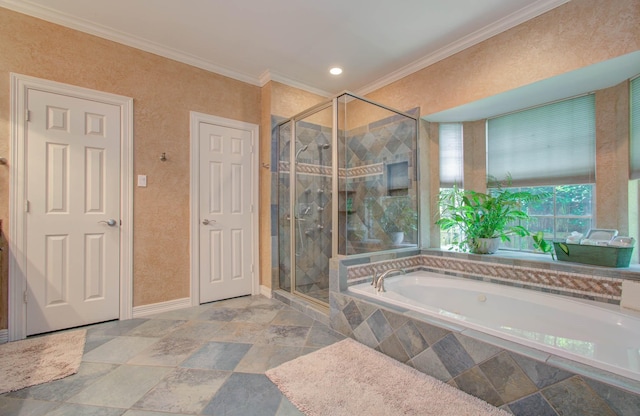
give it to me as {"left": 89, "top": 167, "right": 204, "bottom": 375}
{"left": 329, "top": 67, "right": 343, "bottom": 75}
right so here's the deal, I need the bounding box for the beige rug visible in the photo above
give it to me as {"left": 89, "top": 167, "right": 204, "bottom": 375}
{"left": 266, "top": 338, "right": 510, "bottom": 416}
{"left": 0, "top": 329, "right": 86, "bottom": 394}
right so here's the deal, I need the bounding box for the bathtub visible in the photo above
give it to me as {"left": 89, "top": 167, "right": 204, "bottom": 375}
{"left": 348, "top": 271, "right": 640, "bottom": 382}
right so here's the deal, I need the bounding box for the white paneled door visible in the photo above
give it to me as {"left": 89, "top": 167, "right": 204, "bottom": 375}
{"left": 25, "top": 89, "right": 121, "bottom": 336}
{"left": 199, "top": 122, "right": 254, "bottom": 303}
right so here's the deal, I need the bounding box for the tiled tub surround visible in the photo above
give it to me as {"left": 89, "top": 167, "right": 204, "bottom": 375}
{"left": 329, "top": 252, "right": 640, "bottom": 415}
{"left": 350, "top": 271, "right": 640, "bottom": 382}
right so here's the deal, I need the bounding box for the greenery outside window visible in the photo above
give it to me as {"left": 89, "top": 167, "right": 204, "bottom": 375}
{"left": 497, "top": 184, "right": 594, "bottom": 252}
{"left": 439, "top": 123, "right": 463, "bottom": 247}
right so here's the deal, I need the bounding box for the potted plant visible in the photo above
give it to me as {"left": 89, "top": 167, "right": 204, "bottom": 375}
{"left": 379, "top": 196, "right": 418, "bottom": 244}
{"left": 436, "top": 178, "right": 548, "bottom": 254}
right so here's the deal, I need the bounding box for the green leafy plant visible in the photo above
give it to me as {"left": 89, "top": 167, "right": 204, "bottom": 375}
{"left": 379, "top": 196, "right": 418, "bottom": 235}
{"left": 532, "top": 231, "right": 556, "bottom": 260}
{"left": 436, "top": 177, "right": 549, "bottom": 253}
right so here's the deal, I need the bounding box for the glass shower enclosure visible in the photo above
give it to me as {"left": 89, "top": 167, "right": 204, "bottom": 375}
{"left": 277, "top": 93, "right": 418, "bottom": 307}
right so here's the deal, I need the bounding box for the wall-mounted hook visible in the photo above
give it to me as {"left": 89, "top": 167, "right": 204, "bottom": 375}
{"left": 160, "top": 152, "right": 167, "bottom": 162}
{"left": 261, "top": 163, "right": 270, "bottom": 169}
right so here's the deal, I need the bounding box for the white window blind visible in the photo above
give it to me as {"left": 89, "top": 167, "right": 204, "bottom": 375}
{"left": 631, "top": 76, "right": 640, "bottom": 179}
{"left": 439, "top": 123, "right": 463, "bottom": 187}
{"left": 487, "top": 94, "right": 595, "bottom": 186}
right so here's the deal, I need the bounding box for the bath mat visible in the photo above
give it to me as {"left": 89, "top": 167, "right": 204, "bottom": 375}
{"left": 0, "top": 329, "right": 86, "bottom": 394}
{"left": 266, "top": 338, "right": 509, "bottom": 416}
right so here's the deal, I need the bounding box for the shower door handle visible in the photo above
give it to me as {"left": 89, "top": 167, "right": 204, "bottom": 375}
{"left": 284, "top": 214, "right": 305, "bottom": 221}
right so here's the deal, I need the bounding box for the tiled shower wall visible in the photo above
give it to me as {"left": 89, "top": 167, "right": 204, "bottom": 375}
{"left": 274, "top": 109, "right": 418, "bottom": 298}
{"left": 338, "top": 112, "right": 418, "bottom": 255}
{"left": 277, "top": 120, "right": 333, "bottom": 298}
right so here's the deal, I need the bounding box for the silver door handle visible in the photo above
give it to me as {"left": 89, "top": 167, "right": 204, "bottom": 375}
{"left": 202, "top": 219, "right": 216, "bottom": 225}
{"left": 99, "top": 219, "right": 117, "bottom": 226}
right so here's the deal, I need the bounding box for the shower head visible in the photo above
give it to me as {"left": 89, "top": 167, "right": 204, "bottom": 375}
{"left": 317, "top": 143, "right": 331, "bottom": 150}
{"left": 294, "top": 144, "right": 309, "bottom": 160}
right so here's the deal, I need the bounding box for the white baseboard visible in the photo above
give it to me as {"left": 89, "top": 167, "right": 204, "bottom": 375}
{"left": 260, "top": 285, "right": 272, "bottom": 298}
{"left": 132, "top": 297, "right": 192, "bottom": 318}
{"left": 0, "top": 329, "right": 7, "bottom": 344}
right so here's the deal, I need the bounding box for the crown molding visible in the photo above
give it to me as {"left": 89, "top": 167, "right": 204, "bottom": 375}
{"left": 356, "top": 0, "right": 570, "bottom": 95}
{"left": 0, "top": 0, "right": 261, "bottom": 86}
{"left": 1, "top": 0, "right": 334, "bottom": 95}
{"left": 259, "top": 70, "right": 332, "bottom": 98}
{"left": 258, "top": 70, "right": 273, "bottom": 87}
{"left": 1, "top": 0, "right": 569, "bottom": 96}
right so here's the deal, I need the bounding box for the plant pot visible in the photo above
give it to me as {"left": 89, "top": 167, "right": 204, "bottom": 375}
{"left": 390, "top": 232, "right": 405, "bottom": 245}
{"left": 471, "top": 237, "right": 500, "bottom": 254}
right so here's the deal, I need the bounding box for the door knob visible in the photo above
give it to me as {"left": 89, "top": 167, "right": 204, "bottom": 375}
{"left": 202, "top": 219, "right": 216, "bottom": 225}
{"left": 98, "top": 219, "right": 117, "bottom": 226}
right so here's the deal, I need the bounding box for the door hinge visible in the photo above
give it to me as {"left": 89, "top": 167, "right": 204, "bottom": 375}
{"left": 23, "top": 291, "right": 27, "bottom": 303}
{"left": 25, "top": 109, "right": 31, "bottom": 122}
{"left": 25, "top": 200, "right": 30, "bottom": 213}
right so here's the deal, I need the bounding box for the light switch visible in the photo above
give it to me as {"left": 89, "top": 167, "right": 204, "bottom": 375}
{"left": 137, "top": 175, "right": 147, "bottom": 187}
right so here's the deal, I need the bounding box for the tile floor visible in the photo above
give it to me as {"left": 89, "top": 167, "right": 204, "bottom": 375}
{"left": 1, "top": 295, "right": 345, "bottom": 415}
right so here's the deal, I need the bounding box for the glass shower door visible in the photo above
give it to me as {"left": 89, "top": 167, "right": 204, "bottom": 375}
{"left": 291, "top": 105, "right": 333, "bottom": 305}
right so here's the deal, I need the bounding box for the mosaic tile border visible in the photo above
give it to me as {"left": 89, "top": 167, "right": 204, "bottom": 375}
{"left": 346, "top": 254, "right": 623, "bottom": 301}
{"left": 278, "top": 161, "right": 384, "bottom": 178}
{"left": 338, "top": 163, "right": 384, "bottom": 178}
{"left": 278, "top": 161, "right": 332, "bottom": 177}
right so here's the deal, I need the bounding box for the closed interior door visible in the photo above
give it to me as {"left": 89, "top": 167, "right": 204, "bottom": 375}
{"left": 199, "top": 122, "right": 253, "bottom": 303}
{"left": 26, "top": 89, "right": 121, "bottom": 336}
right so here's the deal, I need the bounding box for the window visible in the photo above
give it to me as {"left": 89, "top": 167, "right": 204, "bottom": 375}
{"left": 487, "top": 94, "right": 595, "bottom": 187}
{"left": 439, "top": 123, "right": 463, "bottom": 247}
{"left": 487, "top": 95, "right": 595, "bottom": 252}
{"left": 498, "top": 184, "right": 593, "bottom": 251}
{"left": 439, "top": 123, "right": 463, "bottom": 187}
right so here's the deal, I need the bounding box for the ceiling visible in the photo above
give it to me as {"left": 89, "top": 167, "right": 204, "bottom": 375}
{"left": 0, "top": 0, "right": 569, "bottom": 96}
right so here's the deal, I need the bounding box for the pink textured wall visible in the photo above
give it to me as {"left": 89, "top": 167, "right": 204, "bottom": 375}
{"left": 596, "top": 81, "right": 630, "bottom": 233}
{"left": 0, "top": 7, "right": 261, "bottom": 328}
{"left": 366, "top": 0, "right": 640, "bottom": 117}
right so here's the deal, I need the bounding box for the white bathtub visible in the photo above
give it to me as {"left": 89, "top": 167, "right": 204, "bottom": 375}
{"left": 349, "top": 271, "right": 640, "bottom": 382}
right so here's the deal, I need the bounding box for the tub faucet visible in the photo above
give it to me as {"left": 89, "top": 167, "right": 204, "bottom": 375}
{"left": 371, "top": 268, "right": 405, "bottom": 292}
